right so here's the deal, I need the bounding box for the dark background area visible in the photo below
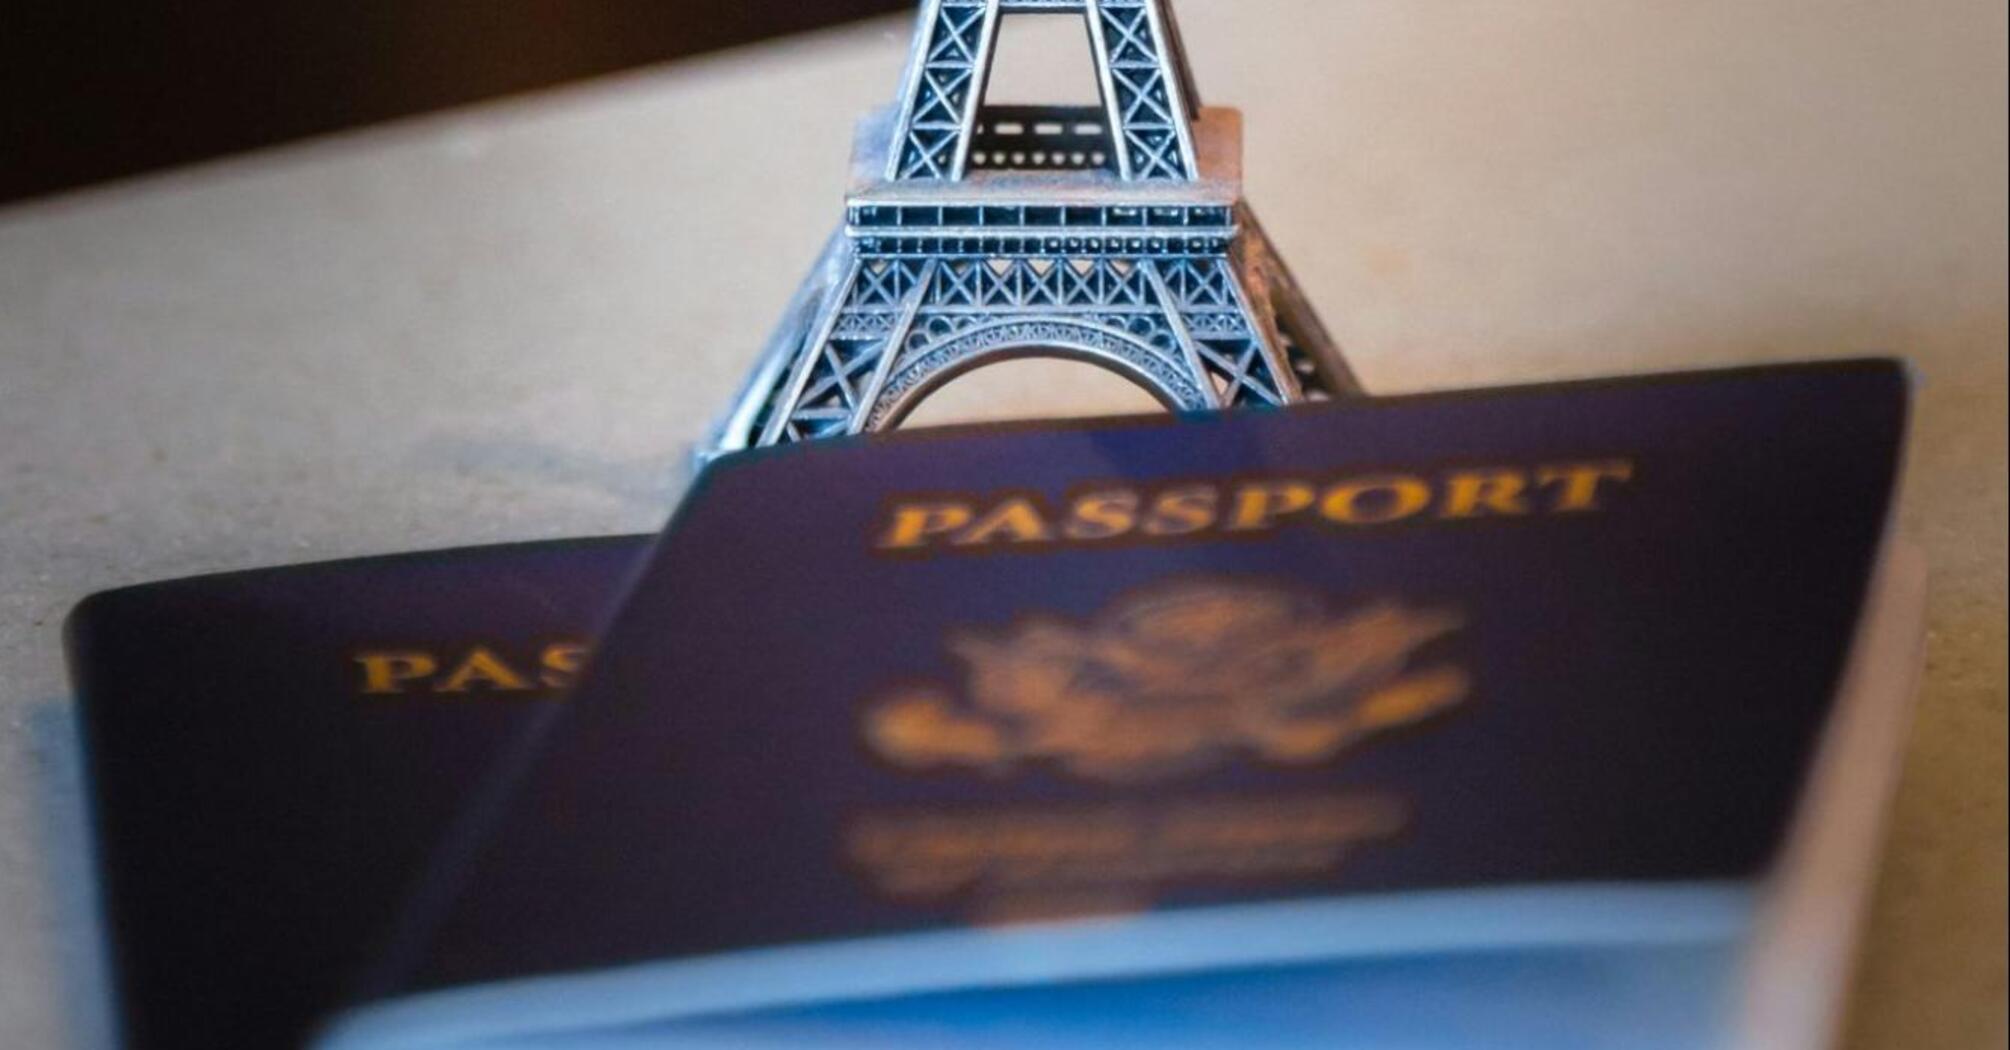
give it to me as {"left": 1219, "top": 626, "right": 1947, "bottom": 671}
{"left": 0, "top": 0, "right": 909, "bottom": 207}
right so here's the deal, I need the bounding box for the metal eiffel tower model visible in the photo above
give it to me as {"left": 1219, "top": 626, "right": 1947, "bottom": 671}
{"left": 712, "top": 0, "right": 1358, "bottom": 454}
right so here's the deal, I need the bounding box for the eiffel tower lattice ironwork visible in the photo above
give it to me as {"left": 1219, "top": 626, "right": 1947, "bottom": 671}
{"left": 712, "top": 0, "right": 1358, "bottom": 454}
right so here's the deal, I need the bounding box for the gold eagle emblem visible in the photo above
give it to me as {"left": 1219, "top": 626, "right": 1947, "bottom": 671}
{"left": 864, "top": 581, "right": 1469, "bottom": 783}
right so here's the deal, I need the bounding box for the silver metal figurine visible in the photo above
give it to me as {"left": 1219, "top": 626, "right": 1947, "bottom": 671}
{"left": 711, "top": 0, "right": 1357, "bottom": 454}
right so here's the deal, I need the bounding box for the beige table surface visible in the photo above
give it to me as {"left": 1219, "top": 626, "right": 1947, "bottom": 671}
{"left": 1, "top": 2, "right": 2003, "bottom": 1046}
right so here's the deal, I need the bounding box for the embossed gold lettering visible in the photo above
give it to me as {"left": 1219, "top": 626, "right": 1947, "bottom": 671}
{"left": 880, "top": 503, "right": 977, "bottom": 549}
{"left": 1063, "top": 490, "right": 1141, "bottom": 540}
{"left": 1226, "top": 481, "right": 1316, "bottom": 531}
{"left": 1440, "top": 469, "right": 1532, "bottom": 519}
{"left": 1536, "top": 460, "right": 1636, "bottom": 512}
{"left": 954, "top": 498, "right": 1056, "bottom": 546}
{"left": 1320, "top": 476, "right": 1433, "bottom": 525}
{"left": 874, "top": 459, "right": 1638, "bottom": 553}
{"left": 356, "top": 652, "right": 438, "bottom": 695}
{"left": 539, "top": 642, "right": 590, "bottom": 689}
{"left": 1142, "top": 486, "right": 1219, "bottom": 536}
{"left": 437, "top": 647, "right": 534, "bottom": 693}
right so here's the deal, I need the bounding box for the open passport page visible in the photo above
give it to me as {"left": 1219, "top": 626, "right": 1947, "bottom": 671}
{"left": 70, "top": 360, "right": 1920, "bottom": 1049}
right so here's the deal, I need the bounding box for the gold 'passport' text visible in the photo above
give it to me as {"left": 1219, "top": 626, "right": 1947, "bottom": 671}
{"left": 878, "top": 460, "right": 1634, "bottom": 553}
{"left": 354, "top": 642, "right": 589, "bottom": 697}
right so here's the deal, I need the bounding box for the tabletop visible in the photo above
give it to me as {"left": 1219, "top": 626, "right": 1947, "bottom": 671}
{"left": 1, "top": 2, "right": 2002, "bottom": 1046}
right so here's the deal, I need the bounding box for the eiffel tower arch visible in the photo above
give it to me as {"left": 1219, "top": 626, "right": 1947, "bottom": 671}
{"left": 712, "top": 0, "right": 1358, "bottom": 453}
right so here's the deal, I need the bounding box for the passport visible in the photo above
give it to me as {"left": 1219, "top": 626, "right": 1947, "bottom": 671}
{"left": 67, "top": 536, "right": 651, "bottom": 1050}
{"left": 320, "top": 360, "right": 1920, "bottom": 1050}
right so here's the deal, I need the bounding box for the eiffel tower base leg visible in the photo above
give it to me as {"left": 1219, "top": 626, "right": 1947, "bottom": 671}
{"left": 711, "top": 207, "right": 1356, "bottom": 455}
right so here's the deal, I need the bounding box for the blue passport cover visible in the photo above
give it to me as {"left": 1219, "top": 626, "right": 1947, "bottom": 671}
{"left": 68, "top": 536, "right": 652, "bottom": 1049}
{"left": 333, "top": 360, "right": 1908, "bottom": 1047}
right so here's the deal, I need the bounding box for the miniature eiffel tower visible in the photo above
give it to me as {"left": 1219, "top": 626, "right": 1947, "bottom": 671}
{"left": 711, "top": 0, "right": 1358, "bottom": 453}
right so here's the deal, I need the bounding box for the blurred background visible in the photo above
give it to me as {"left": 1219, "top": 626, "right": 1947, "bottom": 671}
{"left": 0, "top": 1, "right": 2003, "bottom": 1048}
{"left": 2, "top": 0, "right": 914, "bottom": 205}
